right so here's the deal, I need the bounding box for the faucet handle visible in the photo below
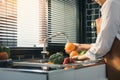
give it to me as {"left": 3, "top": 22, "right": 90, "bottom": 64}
{"left": 41, "top": 51, "right": 49, "bottom": 59}
{"left": 41, "top": 51, "right": 49, "bottom": 55}
{"left": 40, "top": 51, "right": 49, "bottom": 63}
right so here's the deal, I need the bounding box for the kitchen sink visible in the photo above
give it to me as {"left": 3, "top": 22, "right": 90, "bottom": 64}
{"left": 9, "top": 58, "right": 102, "bottom": 72}
{"left": 11, "top": 58, "right": 84, "bottom": 71}
{"left": 11, "top": 59, "right": 62, "bottom": 71}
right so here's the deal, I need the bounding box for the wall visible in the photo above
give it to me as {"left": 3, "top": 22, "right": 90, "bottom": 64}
{"left": 84, "top": 0, "right": 101, "bottom": 43}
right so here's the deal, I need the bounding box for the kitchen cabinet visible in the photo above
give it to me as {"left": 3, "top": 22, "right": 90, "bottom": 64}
{"left": 0, "top": 63, "right": 108, "bottom": 80}
{"left": 0, "top": 69, "right": 47, "bottom": 80}
{"left": 49, "top": 64, "right": 107, "bottom": 80}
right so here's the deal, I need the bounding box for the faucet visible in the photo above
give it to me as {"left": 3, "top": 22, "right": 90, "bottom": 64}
{"left": 41, "top": 32, "right": 69, "bottom": 61}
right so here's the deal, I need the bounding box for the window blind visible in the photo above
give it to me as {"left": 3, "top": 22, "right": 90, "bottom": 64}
{"left": 0, "top": 0, "right": 77, "bottom": 47}
{"left": 0, "top": 0, "right": 17, "bottom": 47}
{"left": 39, "top": 0, "right": 47, "bottom": 44}
{"left": 47, "top": 0, "right": 77, "bottom": 44}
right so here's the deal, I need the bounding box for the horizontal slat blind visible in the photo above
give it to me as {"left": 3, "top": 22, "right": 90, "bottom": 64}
{"left": 39, "top": 0, "right": 47, "bottom": 44}
{"left": 0, "top": 0, "right": 17, "bottom": 47}
{"left": 47, "top": 0, "right": 77, "bottom": 43}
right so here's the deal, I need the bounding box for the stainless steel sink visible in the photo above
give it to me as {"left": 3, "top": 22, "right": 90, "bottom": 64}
{"left": 11, "top": 59, "right": 84, "bottom": 71}
{"left": 11, "top": 59, "right": 64, "bottom": 71}
{"left": 11, "top": 58, "right": 102, "bottom": 71}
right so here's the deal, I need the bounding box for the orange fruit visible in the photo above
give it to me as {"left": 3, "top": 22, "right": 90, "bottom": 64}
{"left": 69, "top": 51, "right": 78, "bottom": 58}
{"left": 0, "top": 52, "right": 8, "bottom": 60}
{"left": 44, "top": 61, "right": 53, "bottom": 64}
{"left": 64, "top": 42, "right": 76, "bottom": 54}
{"left": 64, "top": 64, "right": 72, "bottom": 70}
{"left": 65, "top": 49, "right": 72, "bottom": 54}
{"left": 71, "top": 65, "right": 77, "bottom": 69}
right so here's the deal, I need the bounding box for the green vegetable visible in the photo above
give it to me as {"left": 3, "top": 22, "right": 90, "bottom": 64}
{"left": 79, "top": 50, "right": 86, "bottom": 55}
{"left": 49, "top": 52, "right": 64, "bottom": 64}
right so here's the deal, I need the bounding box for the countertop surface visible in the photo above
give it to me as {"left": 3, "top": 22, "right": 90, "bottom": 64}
{"left": 0, "top": 59, "right": 105, "bottom": 74}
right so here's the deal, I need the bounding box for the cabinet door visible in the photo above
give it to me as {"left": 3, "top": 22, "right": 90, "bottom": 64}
{"left": 74, "top": 64, "right": 107, "bottom": 80}
{"left": 49, "top": 70, "right": 75, "bottom": 80}
{"left": 0, "top": 70, "right": 47, "bottom": 80}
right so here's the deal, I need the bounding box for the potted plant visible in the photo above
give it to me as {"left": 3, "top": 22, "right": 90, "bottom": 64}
{"left": 0, "top": 46, "right": 10, "bottom": 60}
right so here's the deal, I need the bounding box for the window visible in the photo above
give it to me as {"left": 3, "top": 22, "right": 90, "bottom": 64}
{"left": 17, "top": 0, "right": 41, "bottom": 47}
{"left": 0, "top": 0, "right": 17, "bottom": 47}
{"left": 0, "top": 0, "right": 78, "bottom": 47}
{"left": 47, "top": 0, "right": 78, "bottom": 44}
{"left": 0, "top": 0, "right": 47, "bottom": 47}
{"left": 17, "top": 0, "right": 47, "bottom": 47}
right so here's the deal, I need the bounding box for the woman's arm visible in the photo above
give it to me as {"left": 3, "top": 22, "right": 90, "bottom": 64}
{"left": 71, "top": 43, "right": 92, "bottom": 60}
{"left": 73, "top": 43, "right": 92, "bottom": 52}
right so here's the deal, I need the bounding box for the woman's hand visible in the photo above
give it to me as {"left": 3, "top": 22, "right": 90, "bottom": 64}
{"left": 73, "top": 43, "right": 92, "bottom": 52}
{"left": 72, "top": 54, "right": 89, "bottom": 61}
{"left": 64, "top": 42, "right": 92, "bottom": 60}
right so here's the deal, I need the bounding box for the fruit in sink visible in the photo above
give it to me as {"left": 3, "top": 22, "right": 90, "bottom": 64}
{"left": 63, "top": 57, "right": 70, "bottom": 64}
{"left": 69, "top": 51, "right": 78, "bottom": 58}
{"left": 44, "top": 61, "right": 53, "bottom": 64}
{"left": 64, "top": 63, "right": 77, "bottom": 70}
{"left": 63, "top": 57, "right": 75, "bottom": 64}
{"left": 49, "top": 52, "right": 64, "bottom": 64}
{"left": 64, "top": 64, "right": 72, "bottom": 70}
{"left": 64, "top": 42, "right": 76, "bottom": 54}
{"left": 79, "top": 50, "right": 86, "bottom": 55}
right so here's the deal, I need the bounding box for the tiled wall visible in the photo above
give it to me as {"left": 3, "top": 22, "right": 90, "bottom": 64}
{"left": 85, "top": 0, "right": 101, "bottom": 43}
{"left": 10, "top": 45, "right": 65, "bottom": 60}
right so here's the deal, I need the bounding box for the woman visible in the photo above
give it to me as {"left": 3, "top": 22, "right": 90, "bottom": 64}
{"left": 66, "top": 0, "right": 120, "bottom": 80}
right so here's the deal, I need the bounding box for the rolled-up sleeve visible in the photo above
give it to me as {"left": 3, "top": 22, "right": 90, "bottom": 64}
{"left": 85, "top": 1, "right": 120, "bottom": 60}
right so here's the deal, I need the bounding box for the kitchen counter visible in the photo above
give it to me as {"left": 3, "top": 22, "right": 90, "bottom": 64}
{"left": 0, "top": 60, "right": 108, "bottom": 80}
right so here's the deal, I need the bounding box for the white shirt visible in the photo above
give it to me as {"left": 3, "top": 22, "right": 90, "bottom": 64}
{"left": 85, "top": 0, "right": 120, "bottom": 60}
